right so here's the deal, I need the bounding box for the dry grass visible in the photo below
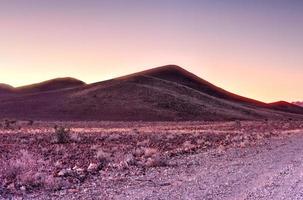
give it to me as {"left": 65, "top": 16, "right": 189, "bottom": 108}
{"left": 0, "top": 120, "right": 302, "bottom": 195}
{"left": 0, "top": 150, "right": 60, "bottom": 193}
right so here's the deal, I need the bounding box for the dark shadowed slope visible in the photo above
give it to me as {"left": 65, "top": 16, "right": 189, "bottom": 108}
{"left": 116, "top": 65, "right": 303, "bottom": 115}
{"left": 0, "top": 84, "right": 14, "bottom": 95}
{"left": 0, "top": 65, "right": 302, "bottom": 121}
{"left": 15, "top": 77, "right": 86, "bottom": 94}
{"left": 119, "top": 65, "right": 268, "bottom": 107}
{"left": 268, "top": 101, "right": 303, "bottom": 115}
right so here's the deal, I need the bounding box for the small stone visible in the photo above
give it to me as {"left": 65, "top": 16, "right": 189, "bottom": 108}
{"left": 87, "top": 163, "right": 98, "bottom": 172}
{"left": 20, "top": 186, "right": 26, "bottom": 191}
{"left": 73, "top": 166, "right": 85, "bottom": 173}
{"left": 68, "top": 188, "right": 79, "bottom": 193}
{"left": 7, "top": 183, "right": 15, "bottom": 191}
{"left": 55, "top": 160, "right": 63, "bottom": 167}
{"left": 58, "top": 168, "right": 72, "bottom": 177}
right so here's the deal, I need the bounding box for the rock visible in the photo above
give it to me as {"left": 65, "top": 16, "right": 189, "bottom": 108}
{"left": 87, "top": 163, "right": 98, "bottom": 172}
{"left": 20, "top": 186, "right": 26, "bottom": 191}
{"left": 68, "top": 188, "right": 80, "bottom": 193}
{"left": 7, "top": 183, "right": 15, "bottom": 191}
{"left": 55, "top": 160, "right": 63, "bottom": 168}
{"left": 58, "top": 168, "right": 72, "bottom": 177}
{"left": 73, "top": 166, "right": 85, "bottom": 173}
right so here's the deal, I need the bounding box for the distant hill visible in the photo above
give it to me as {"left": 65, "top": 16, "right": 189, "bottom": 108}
{"left": 0, "top": 65, "right": 302, "bottom": 121}
{"left": 268, "top": 101, "right": 303, "bottom": 115}
{"left": 0, "top": 84, "right": 14, "bottom": 94}
{"left": 15, "top": 77, "right": 86, "bottom": 94}
{"left": 293, "top": 102, "right": 303, "bottom": 107}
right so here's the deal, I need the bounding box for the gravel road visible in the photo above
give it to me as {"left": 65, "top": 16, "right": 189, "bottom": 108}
{"left": 107, "top": 132, "right": 303, "bottom": 200}
{"left": 26, "top": 131, "right": 303, "bottom": 200}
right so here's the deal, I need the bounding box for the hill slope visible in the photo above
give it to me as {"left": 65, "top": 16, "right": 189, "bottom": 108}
{"left": 15, "top": 77, "right": 86, "bottom": 94}
{"left": 0, "top": 84, "right": 14, "bottom": 95}
{"left": 125, "top": 65, "right": 267, "bottom": 106}
{"left": 0, "top": 65, "right": 302, "bottom": 121}
{"left": 293, "top": 102, "right": 303, "bottom": 107}
{"left": 268, "top": 101, "right": 303, "bottom": 115}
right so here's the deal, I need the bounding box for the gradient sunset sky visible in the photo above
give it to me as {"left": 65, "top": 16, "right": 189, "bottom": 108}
{"left": 0, "top": 0, "right": 302, "bottom": 102}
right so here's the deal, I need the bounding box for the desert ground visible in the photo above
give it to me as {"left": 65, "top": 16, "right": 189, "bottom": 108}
{"left": 1, "top": 120, "right": 303, "bottom": 199}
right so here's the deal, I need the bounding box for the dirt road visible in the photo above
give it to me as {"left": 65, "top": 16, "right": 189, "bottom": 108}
{"left": 95, "top": 133, "right": 301, "bottom": 200}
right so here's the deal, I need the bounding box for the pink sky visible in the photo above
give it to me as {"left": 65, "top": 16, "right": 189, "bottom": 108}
{"left": 0, "top": 1, "right": 302, "bottom": 102}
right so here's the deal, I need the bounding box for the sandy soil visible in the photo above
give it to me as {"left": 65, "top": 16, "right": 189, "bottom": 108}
{"left": 1, "top": 121, "right": 303, "bottom": 199}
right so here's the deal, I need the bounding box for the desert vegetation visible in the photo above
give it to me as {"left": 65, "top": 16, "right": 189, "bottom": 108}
{"left": 0, "top": 120, "right": 303, "bottom": 197}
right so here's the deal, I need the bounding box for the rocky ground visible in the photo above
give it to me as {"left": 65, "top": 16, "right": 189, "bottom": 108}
{"left": 0, "top": 120, "right": 303, "bottom": 199}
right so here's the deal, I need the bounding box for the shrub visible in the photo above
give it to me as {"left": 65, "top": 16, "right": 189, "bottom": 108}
{"left": 137, "top": 139, "right": 150, "bottom": 147}
{"left": 142, "top": 148, "right": 158, "bottom": 158}
{"left": 95, "top": 149, "right": 111, "bottom": 169}
{"left": 140, "top": 147, "right": 167, "bottom": 167}
{"left": 144, "top": 154, "right": 167, "bottom": 168}
{"left": 28, "top": 120, "right": 34, "bottom": 126}
{"left": 0, "top": 150, "right": 59, "bottom": 192}
{"left": 54, "top": 125, "right": 70, "bottom": 144}
{"left": 70, "top": 132, "right": 81, "bottom": 143}
{"left": 182, "top": 140, "right": 195, "bottom": 150}
{"left": 3, "top": 119, "right": 16, "bottom": 129}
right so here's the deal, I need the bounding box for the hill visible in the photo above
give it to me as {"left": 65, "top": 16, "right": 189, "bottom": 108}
{"left": 15, "top": 77, "right": 86, "bottom": 94}
{"left": 0, "top": 65, "right": 302, "bottom": 121}
{"left": 268, "top": 101, "right": 303, "bottom": 115}
{"left": 293, "top": 102, "right": 303, "bottom": 107}
{"left": 0, "top": 84, "right": 14, "bottom": 95}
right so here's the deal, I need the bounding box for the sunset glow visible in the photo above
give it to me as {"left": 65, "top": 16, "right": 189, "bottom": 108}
{"left": 0, "top": 0, "right": 302, "bottom": 102}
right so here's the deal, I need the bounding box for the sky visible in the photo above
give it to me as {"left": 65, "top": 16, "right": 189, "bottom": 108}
{"left": 0, "top": 0, "right": 302, "bottom": 102}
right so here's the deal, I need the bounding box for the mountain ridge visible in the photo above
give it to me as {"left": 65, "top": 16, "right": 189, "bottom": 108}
{"left": 0, "top": 77, "right": 86, "bottom": 95}
{"left": 0, "top": 65, "right": 302, "bottom": 121}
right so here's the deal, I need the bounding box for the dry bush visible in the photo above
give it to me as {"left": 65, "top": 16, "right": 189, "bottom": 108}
{"left": 137, "top": 139, "right": 150, "bottom": 147}
{"left": 140, "top": 147, "right": 167, "bottom": 167}
{"left": 256, "top": 133, "right": 264, "bottom": 140}
{"left": 144, "top": 154, "right": 166, "bottom": 168}
{"left": 197, "top": 138, "right": 205, "bottom": 145}
{"left": 142, "top": 148, "right": 158, "bottom": 158}
{"left": 216, "top": 144, "right": 226, "bottom": 154}
{"left": 105, "top": 133, "right": 121, "bottom": 142}
{"left": 133, "top": 128, "right": 140, "bottom": 134}
{"left": 70, "top": 132, "right": 81, "bottom": 143}
{"left": 132, "top": 148, "right": 145, "bottom": 157}
{"left": 123, "top": 153, "right": 136, "bottom": 166}
{"left": 90, "top": 144, "right": 100, "bottom": 151}
{"left": 166, "top": 134, "right": 176, "bottom": 140}
{"left": 114, "top": 153, "right": 137, "bottom": 170}
{"left": 28, "top": 120, "right": 34, "bottom": 126}
{"left": 53, "top": 126, "right": 70, "bottom": 144}
{"left": 0, "top": 150, "right": 60, "bottom": 192}
{"left": 239, "top": 140, "right": 249, "bottom": 148}
{"left": 182, "top": 140, "right": 195, "bottom": 150}
{"left": 234, "top": 120, "right": 241, "bottom": 127}
{"left": 95, "top": 149, "right": 111, "bottom": 169}
{"left": 2, "top": 119, "right": 18, "bottom": 130}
